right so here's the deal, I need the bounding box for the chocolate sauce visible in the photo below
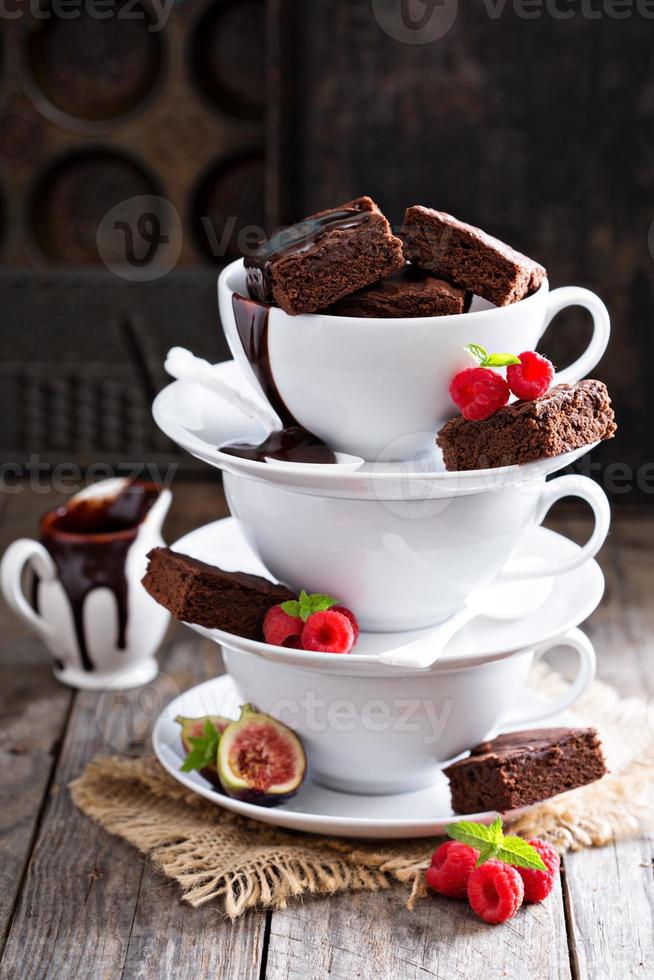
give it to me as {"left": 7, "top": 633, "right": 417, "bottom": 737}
{"left": 223, "top": 293, "right": 337, "bottom": 464}
{"left": 244, "top": 205, "right": 374, "bottom": 303}
{"left": 34, "top": 483, "right": 159, "bottom": 672}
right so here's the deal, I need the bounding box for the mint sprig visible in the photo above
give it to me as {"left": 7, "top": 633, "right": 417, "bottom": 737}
{"left": 281, "top": 589, "right": 339, "bottom": 623}
{"left": 180, "top": 719, "right": 221, "bottom": 773}
{"left": 446, "top": 816, "right": 547, "bottom": 871}
{"left": 463, "top": 343, "right": 521, "bottom": 369}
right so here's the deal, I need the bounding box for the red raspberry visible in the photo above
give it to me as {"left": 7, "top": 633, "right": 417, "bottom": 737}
{"left": 467, "top": 860, "right": 524, "bottom": 924}
{"left": 425, "top": 841, "right": 479, "bottom": 899}
{"left": 301, "top": 610, "right": 354, "bottom": 653}
{"left": 506, "top": 351, "right": 554, "bottom": 400}
{"left": 331, "top": 605, "right": 360, "bottom": 643}
{"left": 517, "top": 839, "right": 560, "bottom": 903}
{"left": 449, "top": 367, "right": 510, "bottom": 421}
{"left": 263, "top": 605, "right": 302, "bottom": 647}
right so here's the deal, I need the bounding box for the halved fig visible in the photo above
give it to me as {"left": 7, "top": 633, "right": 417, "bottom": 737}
{"left": 175, "top": 715, "right": 230, "bottom": 790}
{"left": 217, "top": 704, "right": 306, "bottom": 807}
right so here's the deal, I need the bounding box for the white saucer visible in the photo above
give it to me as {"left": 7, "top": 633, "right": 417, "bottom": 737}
{"left": 152, "top": 360, "right": 600, "bottom": 500}
{"left": 153, "top": 674, "right": 575, "bottom": 838}
{"left": 170, "top": 517, "right": 604, "bottom": 673}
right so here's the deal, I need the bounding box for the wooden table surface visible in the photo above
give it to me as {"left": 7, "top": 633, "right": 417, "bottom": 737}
{"left": 1, "top": 482, "right": 652, "bottom": 980}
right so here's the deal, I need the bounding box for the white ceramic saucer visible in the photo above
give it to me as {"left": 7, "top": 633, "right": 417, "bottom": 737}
{"left": 152, "top": 360, "right": 600, "bottom": 500}
{"left": 170, "top": 517, "right": 604, "bottom": 673}
{"left": 153, "top": 673, "right": 574, "bottom": 839}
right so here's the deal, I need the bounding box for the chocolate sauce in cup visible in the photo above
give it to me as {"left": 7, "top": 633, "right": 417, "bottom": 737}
{"left": 222, "top": 292, "right": 337, "bottom": 464}
{"left": 36, "top": 482, "right": 161, "bottom": 671}
{"left": 1, "top": 478, "right": 171, "bottom": 689}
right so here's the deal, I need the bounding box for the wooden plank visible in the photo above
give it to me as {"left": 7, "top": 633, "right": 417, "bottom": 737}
{"left": 265, "top": 879, "right": 571, "bottom": 980}
{"left": 0, "top": 490, "right": 74, "bottom": 954}
{"left": 0, "top": 483, "right": 262, "bottom": 978}
{"left": 563, "top": 838, "right": 654, "bottom": 980}
{"left": 556, "top": 510, "right": 654, "bottom": 979}
{"left": 0, "top": 633, "right": 265, "bottom": 979}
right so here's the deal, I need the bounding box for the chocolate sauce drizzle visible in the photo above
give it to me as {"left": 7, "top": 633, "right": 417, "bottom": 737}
{"left": 222, "top": 293, "right": 337, "bottom": 464}
{"left": 34, "top": 483, "right": 159, "bottom": 672}
{"left": 243, "top": 206, "right": 374, "bottom": 304}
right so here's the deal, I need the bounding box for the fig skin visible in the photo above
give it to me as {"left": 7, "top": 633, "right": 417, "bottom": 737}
{"left": 175, "top": 715, "right": 230, "bottom": 790}
{"left": 217, "top": 704, "right": 307, "bottom": 807}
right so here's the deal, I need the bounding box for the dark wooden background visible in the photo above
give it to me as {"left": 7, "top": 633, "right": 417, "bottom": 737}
{"left": 1, "top": 1, "right": 652, "bottom": 498}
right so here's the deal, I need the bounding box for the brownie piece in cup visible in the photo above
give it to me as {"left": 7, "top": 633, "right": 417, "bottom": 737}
{"left": 401, "top": 205, "right": 546, "bottom": 306}
{"left": 245, "top": 196, "right": 405, "bottom": 315}
{"left": 327, "top": 264, "right": 469, "bottom": 318}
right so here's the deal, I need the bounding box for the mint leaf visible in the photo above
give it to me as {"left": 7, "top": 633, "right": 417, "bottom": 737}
{"left": 281, "top": 592, "right": 339, "bottom": 622}
{"left": 488, "top": 814, "right": 503, "bottom": 843}
{"left": 180, "top": 719, "right": 221, "bottom": 773}
{"left": 483, "top": 352, "right": 521, "bottom": 367}
{"left": 297, "top": 590, "right": 339, "bottom": 622}
{"left": 446, "top": 819, "right": 501, "bottom": 849}
{"left": 496, "top": 836, "right": 547, "bottom": 871}
{"left": 463, "top": 344, "right": 520, "bottom": 369}
{"left": 463, "top": 343, "right": 488, "bottom": 365}
{"left": 447, "top": 817, "right": 547, "bottom": 871}
{"left": 476, "top": 842, "right": 499, "bottom": 866}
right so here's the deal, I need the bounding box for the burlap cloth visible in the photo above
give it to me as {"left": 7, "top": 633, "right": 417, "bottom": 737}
{"left": 71, "top": 666, "right": 654, "bottom": 918}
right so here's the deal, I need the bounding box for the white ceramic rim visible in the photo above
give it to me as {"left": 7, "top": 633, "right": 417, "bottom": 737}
{"left": 152, "top": 370, "right": 600, "bottom": 495}
{"left": 170, "top": 519, "right": 605, "bottom": 673}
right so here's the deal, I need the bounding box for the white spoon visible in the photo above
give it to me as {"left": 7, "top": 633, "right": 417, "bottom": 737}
{"left": 164, "top": 347, "right": 280, "bottom": 432}
{"left": 379, "top": 574, "right": 554, "bottom": 669}
{"left": 165, "top": 347, "right": 364, "bottom": 471}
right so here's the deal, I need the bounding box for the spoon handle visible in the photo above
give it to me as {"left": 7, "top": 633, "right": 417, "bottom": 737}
{"left": 379, "top": 605, "right": 476, "bottom": 669}
{"left": 165, "top": 347, "right": 279, "bottom": 432}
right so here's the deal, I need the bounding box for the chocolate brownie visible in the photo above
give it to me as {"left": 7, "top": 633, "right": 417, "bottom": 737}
{"left": 327, "top": 264, "right": 469, "bottom": 318}
{"left": 245, "top": 196, "right": 405, "bottom": 316}
{"left": 444, "top": 727, "right": 607, "bottom": 814}
{"left": 401, "top": 206, "right": 546, "bottom": 306}
{"left": 142, "top": 547, "right": 295, "bottom": 640}
{"left": 437, "top": 380, "right": 616, "bottom": 471}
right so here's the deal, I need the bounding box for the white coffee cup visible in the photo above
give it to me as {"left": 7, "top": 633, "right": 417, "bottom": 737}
{"left": 0, "top": 479, "right": 172, "bottom": 690}
{"left": 224, "top": 470, "right": 610, "bottom": 632}
{"left": 222, "top": 627, "right": 596, "bottom": 794}
{"left": 218, "top": 259, "right": 610, "bottom": 461}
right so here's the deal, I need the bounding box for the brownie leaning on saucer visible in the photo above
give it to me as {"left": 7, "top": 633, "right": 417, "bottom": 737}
{"left": 444, "top": 727, "right": 607, "bottom": 813}
{"left": 142, "top": 547, "right": 295, "bottom": 640}
{"left": 437, "top": 380, "right": 617, "bottom": 471}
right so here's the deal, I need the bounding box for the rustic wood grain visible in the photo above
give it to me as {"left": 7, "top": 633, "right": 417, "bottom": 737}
{"left": 0, "top": 491, "right": 73, "bottom": 954}
{"left": 0, "top": 633, "right": 267, "bottom": 980}
{"left": 0, "top": 483, "right": 264, "bottom": 979}
{"left": 555, "top": 511, "right": 654, "bottom": 980}
{"left": 265, "top": 878, "right": 571, "bottom": 980}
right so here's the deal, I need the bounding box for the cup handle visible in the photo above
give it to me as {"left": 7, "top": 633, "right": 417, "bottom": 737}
{"left": 1, "top": 538, "right": 57, "bottom": 639}
{"left": 542, "top": 286, "right": 610, "bottom": 385}
{"left": 501, "top": 627, "right": 596, "bottom": 727}
{"left": 504, "top": 474, "right": 610, "bottom": 580}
